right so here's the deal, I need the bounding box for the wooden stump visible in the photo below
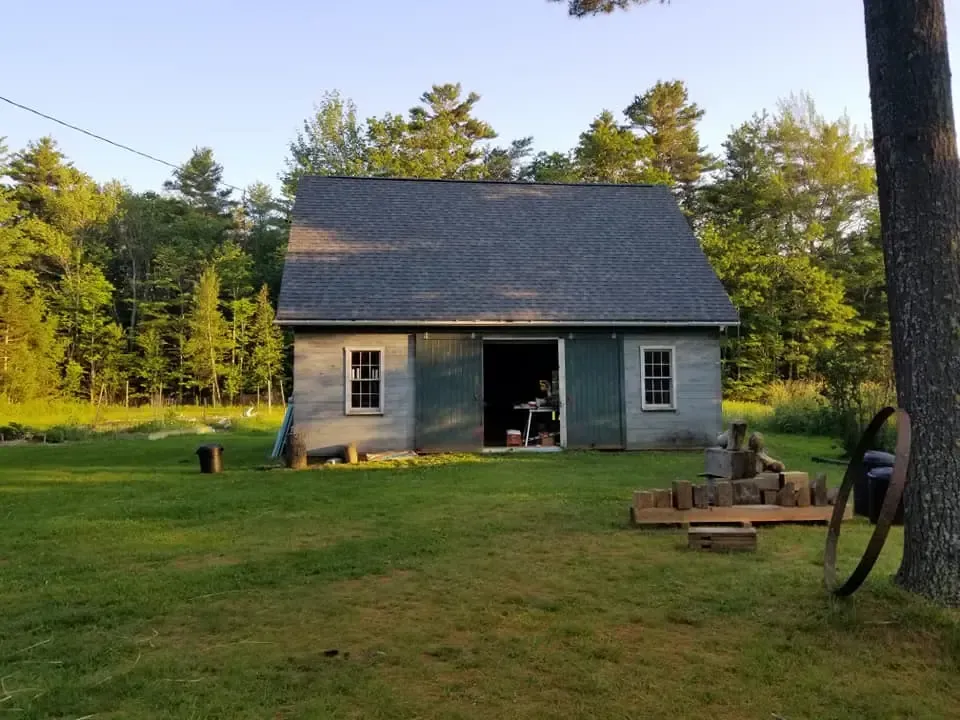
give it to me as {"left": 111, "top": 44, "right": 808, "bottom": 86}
{"left": 345, "top": 442, "right": 359, "bottom": 465}
{"left": 285, "top": 432, "right": 308, "bottom": 470}
{"left": 812, "top": 473, "right": 829, "bottom": 506}
{"left": 714, "top": 481, "right": 734, "bottom": 507}
{"left": 692, "top": 484, "right": 709, "bottom": 509}
{"left": 796, "top": 484, "right": 811, "bottom": 507}
{"left": 728, "top": 420, "right": 748, "bottom": 451}
{"left": 654, "top": 489, "right": 673, "bottom": 508}
{"left": 732, "top": 479, "right": 761, "bottom": 505}
{"left": 672, "top": 481, "right": 693, "bottom": 510}
{"left": 634, "top": 491, "right": 655, "bottom": 511}
{"left": 777, "top": 482, "right": 796, "bottom": 507}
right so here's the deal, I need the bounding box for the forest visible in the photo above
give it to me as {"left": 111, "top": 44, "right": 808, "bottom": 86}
{"left": 0, "top": 80, "right": 887, "bottom": 409}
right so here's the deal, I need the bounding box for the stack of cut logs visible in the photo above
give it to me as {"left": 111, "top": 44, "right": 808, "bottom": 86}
{"left": 633, "top": 419, "right": 835, "bottom": 513}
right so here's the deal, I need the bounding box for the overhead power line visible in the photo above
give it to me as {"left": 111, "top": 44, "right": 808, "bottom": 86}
{"left": 0, "top": 94, "right": 244, "bottom": 193}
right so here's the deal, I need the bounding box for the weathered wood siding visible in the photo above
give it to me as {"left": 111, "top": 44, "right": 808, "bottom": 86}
{"left": 293, "top": 332, "right": 415, "bottom": 453}
{"left": 623, "top": 331, "right": 723, "bottom": 449}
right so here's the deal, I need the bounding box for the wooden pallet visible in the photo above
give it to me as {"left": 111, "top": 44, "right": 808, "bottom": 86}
{"left": 688, "top": 526, "right": 758, "bottom": 552}
{"left": 630, "top": 503, "right": 849, "bottom": 527}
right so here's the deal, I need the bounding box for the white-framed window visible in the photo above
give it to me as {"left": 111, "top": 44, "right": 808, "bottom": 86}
{"left": 345, "top": 348, "right": 384, "bottom": 415}
{"left": 640, "top": 347, "right": 676, "bottom": 411}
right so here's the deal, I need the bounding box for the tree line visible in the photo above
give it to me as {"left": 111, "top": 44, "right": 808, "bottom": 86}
{"left": 0, "top": 79, "right": 886, "bottom": 406}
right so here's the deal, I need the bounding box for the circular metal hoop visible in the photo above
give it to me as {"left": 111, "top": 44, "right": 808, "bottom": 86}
{"left": 823, "top": 406, "right": 911, "bottom": 597}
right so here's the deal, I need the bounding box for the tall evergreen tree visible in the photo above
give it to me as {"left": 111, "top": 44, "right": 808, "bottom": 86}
{"left": 574, "top": 111, "right": 667, "bottom": 184}
{"left": 367, "top": 83, "right": 498, "bottom": 179}
{"left": 625, "top": 80, "right": 714, "bottom": 203}
{"left": 164, "top": 147, "right": 234, "bottom": 216}
{"left": 185, "top": 267, "right": 230, "bottom": 405}
{"left": 249, "top": 284, "right": 284, "bottom": 410}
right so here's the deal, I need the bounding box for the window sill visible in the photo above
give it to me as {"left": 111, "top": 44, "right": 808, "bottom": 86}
{"left": 345, "top": 410, "right": 384, "bottom": 417}
{"left": 642, "top": 406, "right": 677, "bottom": 413}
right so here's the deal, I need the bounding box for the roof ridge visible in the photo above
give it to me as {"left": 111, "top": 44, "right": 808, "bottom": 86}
{"left": 299, "top": 175, "right": 668, "bottom": 190}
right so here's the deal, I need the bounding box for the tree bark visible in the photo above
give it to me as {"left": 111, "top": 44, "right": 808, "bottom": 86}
{"left": 864, "top": 0, "right": 960, "bottom": 605}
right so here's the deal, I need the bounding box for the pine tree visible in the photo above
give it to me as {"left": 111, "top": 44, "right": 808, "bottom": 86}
{"left": 624, "top": 80, "right": 714, "bottom": 203}
{"left": 185, "top": 267, "right": 229, "bottom": 405}
{"left": 136, "top": 325, "right": 168, "bottom": 406}
{"left": 164, "top": 147, "right": 234, "bottom": 216}
{"left": 367, "top": 83, "right": 498, "bottom": 179}
{"left": 249, "top": 284, "right": 284, "bottom": 410}
{"left": 574, "top": 111, "right": 668, "bottom": 184}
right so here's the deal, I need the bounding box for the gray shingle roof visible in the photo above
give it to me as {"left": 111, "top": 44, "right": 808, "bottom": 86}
{"left": 278, "top": 177, "right": 738, "bottom": 326}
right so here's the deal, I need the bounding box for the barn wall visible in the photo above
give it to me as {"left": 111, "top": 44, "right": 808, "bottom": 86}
{"left": 623, "top": 330, "right": 723, "bottom": 449}
{"left": 293, "top": 331, "right": 415, "bottom": 453}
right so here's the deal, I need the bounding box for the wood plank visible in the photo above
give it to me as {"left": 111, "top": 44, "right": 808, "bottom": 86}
{"left": 630, "top": 503, "right": 849, "bottom": 527}
{"left": 754, "top": 472, "right": 781, "bottom": 492}
{"left": 781, "top": 471, "right": 810, "bottom": 491}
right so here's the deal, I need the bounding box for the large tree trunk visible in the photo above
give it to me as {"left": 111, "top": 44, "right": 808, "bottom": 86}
{"left": 864, "top": 0, "right": 960, "bottom": 605}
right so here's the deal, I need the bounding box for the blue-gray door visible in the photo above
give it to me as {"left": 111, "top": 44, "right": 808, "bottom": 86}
{"left": 565, "top": 335, "right": 625, "bottom": 449}
{"left": 415, "top": 334, "right": 483, "bottom": 451}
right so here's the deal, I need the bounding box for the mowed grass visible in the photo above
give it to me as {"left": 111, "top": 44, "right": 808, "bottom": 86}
{"left": 1, "top": 432, "right": 958, "bottom": 719}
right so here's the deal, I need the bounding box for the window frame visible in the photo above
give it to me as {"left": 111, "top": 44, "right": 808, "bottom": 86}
{"left": 344, "top": 347, "right": 385, "bottom": 416}
{"left": 639, "top": 345, "right": 677, "bottom": 412}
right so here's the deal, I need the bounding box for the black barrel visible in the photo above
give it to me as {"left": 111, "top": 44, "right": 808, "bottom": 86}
{"left": 855, "top": 450, "right": 896, "bottom": 517}
{"left": 196, "top": 444, "right": 224, "bottom": 473}
{"left": 866, "top": 466, "right": 903, "bottom": 526}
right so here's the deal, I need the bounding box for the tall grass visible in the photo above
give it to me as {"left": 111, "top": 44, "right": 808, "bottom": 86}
{"left": 0, "top": 398, "right": 285, "bottom": 434}
{"left": 724, "top": 380, "right": 896, "bottom": 456}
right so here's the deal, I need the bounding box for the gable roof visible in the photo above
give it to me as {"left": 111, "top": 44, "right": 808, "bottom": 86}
{"left": 277, "top": 176, "right": 738, "bottom": 326}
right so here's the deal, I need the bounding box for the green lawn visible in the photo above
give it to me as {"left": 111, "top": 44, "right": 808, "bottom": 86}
{"left": 1, "top": 432, "right": 957, "bottom": 719}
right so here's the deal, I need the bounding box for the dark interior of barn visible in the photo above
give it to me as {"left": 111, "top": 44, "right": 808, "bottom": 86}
{"left": 482, "top": 341, "right": 560, "bottom": 447}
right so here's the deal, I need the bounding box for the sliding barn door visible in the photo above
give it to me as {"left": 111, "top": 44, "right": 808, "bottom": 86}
{"left": 415, "top": 334, "right": 483, "bottom": 451}
{"left": 565, "top": 335, "right": 625, "bottom": 449}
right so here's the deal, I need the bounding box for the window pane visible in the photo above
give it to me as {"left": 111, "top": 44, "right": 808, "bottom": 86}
{"left": 642, "top": 349, "right": 673, "bottom": 406}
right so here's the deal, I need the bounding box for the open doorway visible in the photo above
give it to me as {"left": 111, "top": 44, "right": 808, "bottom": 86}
{"left": 482, "top": 340, "right": 561, "bottom": 448}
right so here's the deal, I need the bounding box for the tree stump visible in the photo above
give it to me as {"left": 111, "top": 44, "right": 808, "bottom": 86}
{"left": 729, "top": 420, "right": 748, "bottom": 451}
{"left": 285, "top": 432, "right": 308, "bottom": 470}
{"left": 672, "top": 480, "right": 693, "bottom": 510}
{"left": 777, "top": 482, "right": 796, "bottom": 507}
{"left": 714, "top": 481, "right": 734, "bottom": 507}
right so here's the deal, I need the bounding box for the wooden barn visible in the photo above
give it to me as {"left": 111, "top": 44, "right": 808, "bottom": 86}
{"left": 277, "top": 176, "right": 738, "bottom": 454}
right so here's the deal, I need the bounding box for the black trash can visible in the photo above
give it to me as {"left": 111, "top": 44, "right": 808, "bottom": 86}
{"left": 867, "top": 466, "right": 904, "bottom": 526}
{"left": 196, "top": 444, "right": 224, "bottom": 473}
{"left": 855, "top": 450, "right": 896, "bottom": 517}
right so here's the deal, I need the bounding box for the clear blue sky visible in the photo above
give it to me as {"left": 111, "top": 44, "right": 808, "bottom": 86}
{"left": 3, "top": 0, "right": 959, "bottom": 194}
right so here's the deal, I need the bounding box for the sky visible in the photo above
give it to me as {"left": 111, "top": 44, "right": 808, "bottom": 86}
{"left": 3, "top": 0, "right": 959, "bottom": 194}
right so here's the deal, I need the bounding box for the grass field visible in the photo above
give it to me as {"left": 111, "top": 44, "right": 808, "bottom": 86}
{"left": 1, "top": 431, "right": 958, "bottom": 719}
